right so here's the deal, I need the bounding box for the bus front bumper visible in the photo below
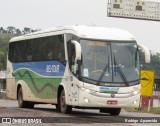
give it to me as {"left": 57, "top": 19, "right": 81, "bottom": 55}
{"left": 78, "top": 89, "right": 140, "bottom": 108}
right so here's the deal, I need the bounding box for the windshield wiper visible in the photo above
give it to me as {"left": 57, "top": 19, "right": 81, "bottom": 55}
{"left": 81, "top": 76, "right": 100, "bottom": 82}
{"left": 96, "top": 56, "right": 109, "bottom": 85}
{"left": 135, "top": 46, "right": 138, "bottom": 68}
{"left": 113, "top": 54, "right": 129, "bottom": 86}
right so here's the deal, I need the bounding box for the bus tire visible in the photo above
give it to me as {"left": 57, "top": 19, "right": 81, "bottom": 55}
{"left": 100, "top": 108, "right": 121, "bottom": 116}
{"left": 26, "top": 102, "right": 34, "bottom": 108}
{"left": 109, "top": 108, "right": 121, "bottom": 116}
{"left": 55, "top": 104, "right": 60, "bottom": 112}
{"left": 58, "top": 89, "right": 72, "bottom": 114}
{"left": 18, "top": 87, "right": 28, "bottom": 108}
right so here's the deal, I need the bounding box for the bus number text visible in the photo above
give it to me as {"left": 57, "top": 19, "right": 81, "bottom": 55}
{"left": 46, "top": 65, "right": 60, "bottom": 72}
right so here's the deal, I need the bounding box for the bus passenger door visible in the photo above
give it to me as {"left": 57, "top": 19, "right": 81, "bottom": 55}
{"left": 70, "top": 75, "right": 79, "bottom": 106}
{"left": 67, "top": 42, "right": 79, "bottom": 106}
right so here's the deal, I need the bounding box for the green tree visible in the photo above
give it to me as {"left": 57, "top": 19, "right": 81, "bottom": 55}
{"left": 0, "top": 27, "right": 4, "bottom": 33}
{"left": 7, "top": 26, "right": 16, "bottom": 34}
{"left": 0, "top": 51, "right": 6, "bottom": 70}
{"left": 0, "top": 33, "right": 17, "bottom": 70}
{"left": 15, "top": 29, "right": 22, "bottom": 35}
{"left": 22, "top": 27, "right": 32, "bottom": 34}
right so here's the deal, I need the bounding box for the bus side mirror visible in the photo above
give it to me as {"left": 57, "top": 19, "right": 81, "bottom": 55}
{"left": 71, "top": 40, "right": 82, "bottom": 61}
{"left": 138, "top": 44, "right": 150, "bottom": 63}
{"left": 71, "top": 40, "right": 82, "bottom": 75}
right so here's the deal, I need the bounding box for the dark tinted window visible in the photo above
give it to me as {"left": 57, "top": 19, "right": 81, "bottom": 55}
{"left": 9, "top": 35, "right": 65, "bottom": 63}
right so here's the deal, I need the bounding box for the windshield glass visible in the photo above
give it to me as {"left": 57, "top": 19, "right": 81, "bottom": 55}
{"left": 80, "top": 40, "right": 112, "bottom": 82}
{"left": 80, "top": 40, "right": 140, "bottom": 85}
{"left": 112, "top": 42, "right": 140, "bottom": 83}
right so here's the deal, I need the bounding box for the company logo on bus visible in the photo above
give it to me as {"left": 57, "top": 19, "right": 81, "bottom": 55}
{"left": 111, "top": 93, "right": 115, "bottom": 98}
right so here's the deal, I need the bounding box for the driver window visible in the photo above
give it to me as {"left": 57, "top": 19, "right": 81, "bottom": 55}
{"left": 67, "top": 42, "right": 76, "bottom": 73}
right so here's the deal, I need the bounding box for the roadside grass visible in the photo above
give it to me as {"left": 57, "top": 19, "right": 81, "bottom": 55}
{"left": 124, "top": 107, "right": 160, "bottom": 114}
{"left": 138, "top": 107, "right": 160, "bottom": 114}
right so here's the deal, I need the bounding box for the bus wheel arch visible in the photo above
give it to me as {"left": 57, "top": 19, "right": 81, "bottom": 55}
{"left": 57, "top": 85, "right": 72, "bottom": 114}
{"left": 17, "top": 84, "right": 22, "bottom": 100}
{"left": 17, "top": 85, "right": 34, "bottom": 108}
{"left": 17, "top": 86, "right": 27, "bottom": 108}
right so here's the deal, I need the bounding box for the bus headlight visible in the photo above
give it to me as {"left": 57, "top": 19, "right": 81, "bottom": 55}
{"left": 133, "top": 100, "right": 137, "bottom": 104}
{"left": 82, "top": 88, "right": 90, "bottom": 93}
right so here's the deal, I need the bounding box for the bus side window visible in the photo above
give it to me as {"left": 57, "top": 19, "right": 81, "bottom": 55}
{"left": 57, "top": 35, "right": 65, "bottom": 64}
{"left": 9, "top": 42, "right": 21, "bottom": 63}
{"left": 48, "top": 50, "right": 53, "bottom": 60}
{"left": 26, "top": 48, "right": 33, "bottom": 61}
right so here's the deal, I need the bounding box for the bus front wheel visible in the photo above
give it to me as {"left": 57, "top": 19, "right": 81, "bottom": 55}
{"left": 58, "top": 89, "right": 72, "bottom": 114}
{"left": 100, "top": 108, "right": 121, "bottom": 116}
{"left": 109, "top": 108, "right": 121, "bottom": 116}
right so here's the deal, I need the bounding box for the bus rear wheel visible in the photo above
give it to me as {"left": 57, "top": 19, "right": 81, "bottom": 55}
{"left": 18, "top": 87, "right": 27, "bottom": 108}
{"left": 58, "top": 89, "right": 72, "bottom": 114}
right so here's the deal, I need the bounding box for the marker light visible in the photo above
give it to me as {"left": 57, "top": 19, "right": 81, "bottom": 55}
{"left": 133, "top": 90, "right": 138, "bottom": 95}
{"left": 84, "top": 98, "right": 89, "bottom": 103}
{"left": 85, "top": 89, "right": 90, "bottom": 93}
{"left": 133, "top": 100, "right": 137, "bottom": 105}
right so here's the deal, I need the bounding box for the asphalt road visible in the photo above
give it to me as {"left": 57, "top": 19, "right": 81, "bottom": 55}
{"left": 0, "top": 99, "right": 160, "bottom": 126}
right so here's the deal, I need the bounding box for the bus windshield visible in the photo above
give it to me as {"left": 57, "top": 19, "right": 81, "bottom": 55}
{"left": 80, "top": 40, "right": 140, "bottom": 86}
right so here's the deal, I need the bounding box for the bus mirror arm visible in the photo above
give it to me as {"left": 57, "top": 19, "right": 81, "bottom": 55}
{"left": 72, "top": 60, "right": 81, "bottom": 75}
{"left": 138, "top": 44, "right": 150, "bottom": 63}
{"left": 71, "top": 40, "right": 82, "bottom": 61}
{"left": 73, "top": 59, "right": 78, "bottom": 75}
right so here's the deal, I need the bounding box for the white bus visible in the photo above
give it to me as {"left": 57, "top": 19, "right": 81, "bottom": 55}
{"left": 6, "top": 25, "right": 150, "bottom": 116}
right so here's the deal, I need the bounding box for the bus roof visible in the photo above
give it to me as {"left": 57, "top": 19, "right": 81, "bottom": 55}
{"left": 10, "top": 25, "right": 135, "bottom": 42}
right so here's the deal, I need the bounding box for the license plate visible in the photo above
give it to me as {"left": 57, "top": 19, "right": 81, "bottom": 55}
{"left": 107, "top": 100, "right": 118, "bottom": 105}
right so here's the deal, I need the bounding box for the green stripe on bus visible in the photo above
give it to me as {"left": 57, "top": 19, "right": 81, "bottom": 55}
{"left": 13, "top": 69, "right": 61, "bottom": 99}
